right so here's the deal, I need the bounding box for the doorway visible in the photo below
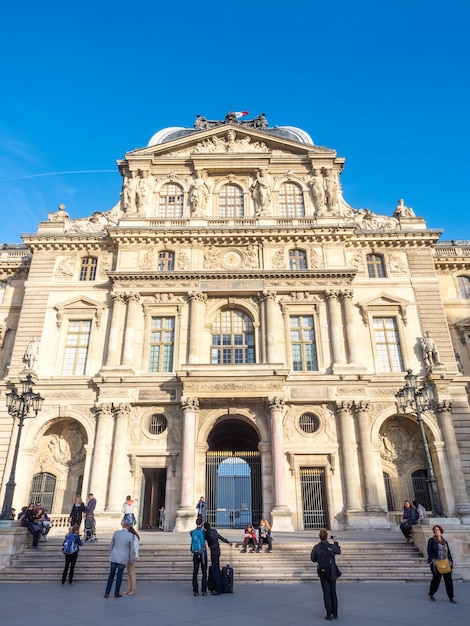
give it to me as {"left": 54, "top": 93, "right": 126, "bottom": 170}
{"left": 140, "top": 468, "right": 166, "bottom": 529}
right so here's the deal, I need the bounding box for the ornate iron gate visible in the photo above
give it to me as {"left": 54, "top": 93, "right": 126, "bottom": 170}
{"left": 206, "top": 451, "right": 261, "bottom": 528}
{"left": 300, "top": 467, "right": 329, "bottom": 529}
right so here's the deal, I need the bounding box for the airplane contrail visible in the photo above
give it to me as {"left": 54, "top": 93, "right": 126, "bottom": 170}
{"left": 0, "top": 170, "right": 117, "bottom": 182}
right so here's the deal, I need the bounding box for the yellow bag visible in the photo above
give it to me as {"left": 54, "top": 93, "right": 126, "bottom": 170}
{"left": 435, "top": 559, "right": 451, "bottom": 574}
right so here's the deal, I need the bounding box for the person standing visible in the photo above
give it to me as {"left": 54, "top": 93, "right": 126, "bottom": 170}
{"left": 23, "top": 503, "right": 41, "bottom": 549}
{"left": 69, "top": 495, "right": 87, "bottom": 529}
{"left": 104, "top": 522, "right": 134, "bottom": 598}
{"left": 190, "top": 516, "right": 208, "bottom": 596}
{"left": 310, "top": 528, "right": 342, "bottom": 621}
{"left": 124, "top": 526, "right": 140, "bottom": 595}
{"left": 122, "top": 495, "right": 138, "bottom": 527}
{"left": 427, "top": 525, "right": 457, "bottom": 603}
{"left": 399, "top": 500, "right": 419, "bottom": 542}
{"left": 86, "top": 493, "right": 97, "bottom": 515}
{"left": 196, "top": 496, "right": 207, "bottom": 522}
{"left": 203, "top": 521, "right": 231, "bottom": 595}
{"left": 61, "top": 525, "right": 83, "bottom": 585}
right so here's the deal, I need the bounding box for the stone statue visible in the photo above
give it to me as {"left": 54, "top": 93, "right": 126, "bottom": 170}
{"left": 123, "top": 171, "right": 138, "bottom": 213}
{"left": 189, "top": 171, "right": 210, "bottom": 215}
{"left": 136, "top": 171, "right": 153, "bottom": 213}
{"left": 421, "top": 331, "right": 443, "bottom": 369}
{"left": 393, "top": 198, "right": 415, "bottom": 218}
{"left": 48, "top": 203, "right": 70, "bottom": 222}
{"left": 24, "top": 337, "right": 40, "bottom": 369}
{"left": 250, "top": 170, "right": 271, "bottom": 214}
{"left": 324, "top": 170, "right": 338, "bottom": 210}
{"left": 252, "top": 113, "right": 268, "bottom": 129}
{"left": 309, "top": 169, "right": 326, "bottom": 213}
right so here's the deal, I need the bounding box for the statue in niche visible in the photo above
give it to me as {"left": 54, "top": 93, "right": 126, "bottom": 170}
{"left": 324, "top": 170, "right": 338, "bottom": 210}
{"left": 250, "top": 170, "right": 272, "bottom": 215}
{"left": 309, "top": 169, "right": 326, "bottom": 214}
{"left": 393, "top": 198, "right": 415, "bottom": 218}
{"left": 136, "top": 171, "right": 154, "bottom": 213}
{"left": 24, "top": 337, "right": 40, "bottom": 370}
{"left": 421, "top": 331, "right": 443, "bottom": 369}
{"left": 189, "top": 170, "right": 210, "bottom": 215}
{"left": 122, "top": 171, "right": 138, "bottom": 213}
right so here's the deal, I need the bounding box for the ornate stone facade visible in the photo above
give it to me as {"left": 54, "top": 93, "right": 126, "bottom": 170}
{"left": 1, "top": 114, "right": 470, "bottom": 531}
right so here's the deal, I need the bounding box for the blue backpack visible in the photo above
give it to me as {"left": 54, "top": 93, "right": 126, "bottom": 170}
{"left": 190, "top": 528, "right": 205, "bottom": 554}
{"left": 62, "top": 534, "right": 79, "bottom": 555}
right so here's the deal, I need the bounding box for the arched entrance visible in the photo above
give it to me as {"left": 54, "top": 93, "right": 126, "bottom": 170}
{"left": 206, "top": 417, "right": 261, "bottom": 528}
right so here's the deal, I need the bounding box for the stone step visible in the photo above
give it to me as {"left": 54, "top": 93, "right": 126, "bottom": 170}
{"left": 0, "top": 539, "right": 433, "bottom": 584}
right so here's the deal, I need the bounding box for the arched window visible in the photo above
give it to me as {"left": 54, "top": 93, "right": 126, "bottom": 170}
{"left": 211, "top": 308, "right": 254, "bottom": 364}
{"left": 158, "top": 183, "right": 184, "bottom": 218}
{"left": 289, "top": 249, "right": 307, "bottom": 270}
{"left": 366, "top": 254, "right": 386, "bottom": 278}
{"left": 279, "top": 182, "right": 305, "bottom": 217}
{"left": 458, "top": 275, "right": 470, "bottom": 299}
{"left": 30, "top": 472, "right": 56, "bottom": 512}
{"left": 219, "top": 184, "right": 244, "bottom": 218}
{"left": 158, "top": 251, "right": 175, "bottom": 271}
{"left": 412, "top": 469, "right": 432, "bottom": 511}
{"left": 79, "top": 257, "right": 97, "bottom": 281}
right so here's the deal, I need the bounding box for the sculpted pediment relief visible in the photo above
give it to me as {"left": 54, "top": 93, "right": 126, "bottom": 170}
{"left": 357, "top": 292, "right": 410, "bottom": 326}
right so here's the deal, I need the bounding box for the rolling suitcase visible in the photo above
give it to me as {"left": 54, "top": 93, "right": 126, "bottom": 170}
{"left": 221, "top": 564, "right": 234, "bottom": 593}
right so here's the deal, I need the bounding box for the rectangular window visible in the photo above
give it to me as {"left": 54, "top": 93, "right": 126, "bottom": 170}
{"left": 290, "top": 315, "right": 318, "bottom": 371}
{"left": 62, "top": 320, "right": 91, "bottom": 375}
{"left": 149, "top": 316, "right": 175, "bottom": 372}
{"left": 373, "top": 317, "right": 404, "bottom": 372}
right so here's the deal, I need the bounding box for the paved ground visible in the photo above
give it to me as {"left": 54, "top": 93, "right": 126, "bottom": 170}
{"left": 2, "top": 580, "right": 468, "bottom": 626}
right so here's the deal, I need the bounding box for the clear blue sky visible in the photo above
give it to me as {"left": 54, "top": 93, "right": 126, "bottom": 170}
{"left": 1, "top": 1, "right": 469, "bottom": 244}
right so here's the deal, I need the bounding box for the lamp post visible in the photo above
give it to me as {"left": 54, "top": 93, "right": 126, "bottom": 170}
{"left": 395, "top": 369, "right": 444, "bottom": 517}
{"left": 0, "top": 374, "right": 44, "bottom": 520}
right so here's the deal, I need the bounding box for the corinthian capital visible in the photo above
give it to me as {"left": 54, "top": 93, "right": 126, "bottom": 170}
{"left": 182, "top": 397, "right": 199, "bottom": 412}
{"left": 268, "top": 396, "right": 285, "bottom": 411}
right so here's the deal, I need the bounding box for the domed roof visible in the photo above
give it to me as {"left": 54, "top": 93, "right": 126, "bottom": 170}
{"left": 147, "top": 117, "right": 315, "bottom": 148}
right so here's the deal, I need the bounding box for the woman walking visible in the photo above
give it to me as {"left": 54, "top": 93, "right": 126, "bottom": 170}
{"left": 124, "top": 526, "right": 140, "bottom": 595}
{"left": 62, "top": 525, "right": 83, "bottom": 585}
{"left": 69, "top": 495, "right": 87, "bottom": 529}
{"left": 427, "top": 525, "right": 457, "bottom": 603}
{"left": 311, "top": 528, "right": 342, "bottom": 621}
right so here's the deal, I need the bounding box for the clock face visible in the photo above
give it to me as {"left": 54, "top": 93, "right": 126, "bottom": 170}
{"left": 222, "top": 250, "right": 243, "bottom": 269}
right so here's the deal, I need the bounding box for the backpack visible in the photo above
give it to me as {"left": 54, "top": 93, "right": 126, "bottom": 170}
{"left": 316, "top": 548, "right": 334, "bottom": 581}
{"left": 190, "top": 528, "right": 205, "bottom": 554}
{"left": 62, "top": 534, "right": 79, "bottom": 555}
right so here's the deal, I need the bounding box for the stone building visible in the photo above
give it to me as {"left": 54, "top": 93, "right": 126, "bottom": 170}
{"left": 1, "top": 113, "right": 470, "bottom": 532}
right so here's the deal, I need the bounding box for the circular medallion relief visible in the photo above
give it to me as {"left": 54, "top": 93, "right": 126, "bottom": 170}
{"left": 221, "top": 250, "right": 243, "bottom": 269}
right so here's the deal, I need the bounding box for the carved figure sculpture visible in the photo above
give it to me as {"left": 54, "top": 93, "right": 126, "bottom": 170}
{"left": 393, "top": 198, "right": 416, "bottom": 218}
{"left": 324, "top": 170, "right": 338, "bottom": 210}
{"left": 309, "top": 169, "right": 326, "bottom": 213}
{"left": 421, "top": 331, "right": 443, "bottom": 369}
{"left": 24, "top": 337, "right": 40, "bottom": 369}
{"left": 189, "top": 171, "right": 210, "bottom": 215}
{"left": 48, "top": 203, "right": 70, "bottom": 222}
{"left": 250, "top": 170, "right": 271, "bottom": 214}
{"left": 136, "top": 171, "right": 153, "bottom": 213}
{"left": 123, "top": 172, "right": 138, "bottom": 213}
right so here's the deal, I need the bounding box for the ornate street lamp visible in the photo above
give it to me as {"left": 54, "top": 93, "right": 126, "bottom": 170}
{"left": 0, "top": 374, "right": 44, "bottom": 520}
{"left": 395, "top": 369, "right": 444, "bottom": 517}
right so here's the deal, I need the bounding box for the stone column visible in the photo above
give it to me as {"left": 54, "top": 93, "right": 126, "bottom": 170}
{"left": 437, "top": 401, "right": 470, "bottom": 522}
{"left": 339, "top": 290, "right": 363, "bottom": 365}
{"left": 106, "top": 404, "right": 132, "bottom": 512}
{"left": 174, "top": 398, "right": 199, "bottom": 531}
{"left": 326, "top": 291, "right": 346, "bottom": 366}
{"left": 187, "top": 291, "right": 206, "bottom": 364}
{"left": 336, "top": 401, "right": 363, "bottom": 525}
{"left": 352, "top": 401, "right": 388, "bottom": 526}
{"left": 104, "top": 291, "right": 126, "bottom": 368}
{"left": 88, "top": 404, "right": 115, "bottom": 513}
{"left": 121, "top": 292, "right": 141, "bottom": 369}
{"left": 263, "top": 290, "right": 279, "bottom": 364}
{"left": 268, "top": 397, "right": 293, "bottom": 531}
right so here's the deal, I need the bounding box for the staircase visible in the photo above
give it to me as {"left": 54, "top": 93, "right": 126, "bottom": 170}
{"left": 0, "top": 539, "right": 432, "bottom": 584}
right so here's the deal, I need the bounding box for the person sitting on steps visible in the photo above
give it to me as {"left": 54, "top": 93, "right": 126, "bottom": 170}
{"left": 242, "top": 523, "right": 258, "bottom": 552}
{"left": 257, "top": 518, "right": 273, "bottom": 552}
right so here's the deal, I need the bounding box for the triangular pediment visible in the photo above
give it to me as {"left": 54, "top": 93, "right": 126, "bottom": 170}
{"left": 359, "top": 292, "right": 410, "bottom": 308}
{"left": 121, "top": 124, "right": 336, "bottom": 162}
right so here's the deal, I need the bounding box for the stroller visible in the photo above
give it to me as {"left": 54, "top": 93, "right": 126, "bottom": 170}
{"left": 83, "top": 514, "right": 97, "bottom": 542}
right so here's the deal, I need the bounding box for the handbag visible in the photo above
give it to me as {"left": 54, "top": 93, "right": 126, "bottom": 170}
{"left": 435, "top": 543, "right": 451, "bottom": 574}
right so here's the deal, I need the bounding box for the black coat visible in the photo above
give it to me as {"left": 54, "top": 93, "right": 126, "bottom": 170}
{"left": 427, "top": 537, "right": 453, "bottom": 566}
{"left": 311, "top": 540, "right": 342, "bottom": 581}
{"left": 70, "top": 503, "right": 87, "bottom": 524}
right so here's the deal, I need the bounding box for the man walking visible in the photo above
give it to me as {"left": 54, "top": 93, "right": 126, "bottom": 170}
{"left": 204, "top": 522, "right": 231, "bottom": 595}
{"left": 104, "top": 522, "right": 134, "bottom": 598}
{"left": 190, "top": 516, "right": 207, "bottom": 596}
